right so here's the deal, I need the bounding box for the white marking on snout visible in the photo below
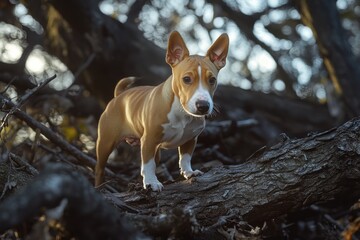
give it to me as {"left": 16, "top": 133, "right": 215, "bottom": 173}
{"left": 186, "top": 65, "right": 213, "bottom": 116}
{"left": 198, "top": 64, "right": 202, "bottom": 81}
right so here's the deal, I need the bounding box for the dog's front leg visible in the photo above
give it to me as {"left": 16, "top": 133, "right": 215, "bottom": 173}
{"left": 178, "top": 138, "right": 204, "bottom": 179}
{"left": 140, "top": 138, "right": 163, "bottom": 191}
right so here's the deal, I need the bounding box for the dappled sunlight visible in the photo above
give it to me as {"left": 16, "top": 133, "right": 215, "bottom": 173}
{"left": 291, "top": 57, "right": 311, "bottom": 84}
{"left": 3, "top": 0, "right": 356, "bottom": 101}
{"left": 95, "top": 0, "right": 333, "bottom": 100}
{"left": 14, "top": 3, "right": 43, "bottom": 34}
{"left": 26, "top": 49, "right": 46, "bottom": 74}
{"left": 0, "top": 24, "right": 73, "bottom": 91}
{"left": 0, "top": 41, "right": 22, "bottom": 63}
{"left": 0, "top": 0, "right": 358, "bottom": 103}
{"left": 0, "top": 23, "right": 24, "bottom": 63}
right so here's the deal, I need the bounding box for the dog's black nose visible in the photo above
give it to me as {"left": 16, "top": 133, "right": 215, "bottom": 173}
{"left": 196, "top": 100, "right": 210, "bottom": 114}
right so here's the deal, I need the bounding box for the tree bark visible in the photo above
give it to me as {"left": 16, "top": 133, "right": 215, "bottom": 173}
{"left": 296, "top": 0, "right": 360, "bottom": 117}
{"left": 1, "top": 117, "right": 359, "bottom": 238}
{"left": 116, "top": 117, "right": 360, "bottom": 236}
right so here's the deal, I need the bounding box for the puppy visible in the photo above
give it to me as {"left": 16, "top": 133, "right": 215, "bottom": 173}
{"left": 95, "top": 31, "right": 229, "bottom": 191}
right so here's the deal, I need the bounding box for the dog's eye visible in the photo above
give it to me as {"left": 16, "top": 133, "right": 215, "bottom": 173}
{"left": 209, "top": 77, "right": 217, "bottom": 85}
{"left": 183, "top": 76, "right": 192, "bottom": 84}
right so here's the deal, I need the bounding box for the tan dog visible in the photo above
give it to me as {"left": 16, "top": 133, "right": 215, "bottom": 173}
{"left": 95, "top": 31, "right": 229, "bottom": 191}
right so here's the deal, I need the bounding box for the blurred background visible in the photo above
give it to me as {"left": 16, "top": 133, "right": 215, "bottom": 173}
{"left": 1, "top": 0, "right": 360, "bottom": 96}
{"left": 1, "top": 0, "right": 360, "bottom": 164}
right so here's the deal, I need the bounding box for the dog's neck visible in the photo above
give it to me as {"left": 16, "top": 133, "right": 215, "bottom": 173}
{"left": 161, "top": 75, "right": 175, "bottom": 102}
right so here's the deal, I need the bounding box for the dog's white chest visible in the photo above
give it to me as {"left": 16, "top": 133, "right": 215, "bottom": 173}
{"left": 161, "top": 97, "right": 205, "bottom": 149}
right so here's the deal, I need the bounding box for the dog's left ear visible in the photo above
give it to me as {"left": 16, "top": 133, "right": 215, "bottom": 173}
{"left": 166, "top": 31, "right": 190, "bottom": 67}
{"left": 206, "top": 33, "right": 229, "bottom": 70}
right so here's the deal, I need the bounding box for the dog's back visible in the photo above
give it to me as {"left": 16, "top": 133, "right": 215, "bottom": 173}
{"left": 114, "top": 77, "right": 137, "bottom": 97}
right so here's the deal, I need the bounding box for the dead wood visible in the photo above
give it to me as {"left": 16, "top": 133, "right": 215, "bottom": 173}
{"left": 0, "top": 92, "right": 117, "bottom": 179}
{"left": 0, "top": 117, "right": 359, "bottom": 238}
{"left": 0, "top": 163, "right": 143, "bottom": 240}
{"left": 116, "top": 117, "right": 360, "bottom": 236}
{"left": 0, "top": 154, "right": 36, "bottom": 200}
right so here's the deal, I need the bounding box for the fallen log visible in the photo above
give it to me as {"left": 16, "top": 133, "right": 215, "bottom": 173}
{"left": 117, "top": 117, "right": 360, "bottom": 236}
{"left": 1, "top": 117, "right": 359, "bottom": 238}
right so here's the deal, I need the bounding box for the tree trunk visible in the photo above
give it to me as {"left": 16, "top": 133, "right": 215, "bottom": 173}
{"left": 117, "top": 117, "right": 360, "bottom": 235}
{"left": 296, "top": 0, "right": 360, "bottom": 117}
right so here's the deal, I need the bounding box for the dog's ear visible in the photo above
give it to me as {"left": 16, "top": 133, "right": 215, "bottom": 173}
{"left": 206, "top": 33, "right": 229, "bottom": 70}
{"left": 166, "top": 31, "right": 190, "bottom": 67}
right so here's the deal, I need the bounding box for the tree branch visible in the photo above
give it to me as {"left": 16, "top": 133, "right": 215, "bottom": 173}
{"left": 0, "top": 90, "right": 116, "bottom": 179}
{"left": 127, "top": 0, "right": 149, "bottom": 24}
{"left": 24, "top": 0, "right": 169, "bottom": 102}
{"left": 116, "top": 117, "right": 360, "bottom": 237}
{"left": 208, "top": 0, "right": 298, "bottom": 97}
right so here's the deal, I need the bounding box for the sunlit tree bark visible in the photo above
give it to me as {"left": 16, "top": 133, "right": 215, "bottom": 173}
{"left": 296, "top": 0, "right": 360, "bottom": 117}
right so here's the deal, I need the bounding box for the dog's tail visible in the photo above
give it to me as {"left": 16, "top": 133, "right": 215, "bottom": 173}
{"left": 114, "top": 77, "right": 137, "bottom": 97}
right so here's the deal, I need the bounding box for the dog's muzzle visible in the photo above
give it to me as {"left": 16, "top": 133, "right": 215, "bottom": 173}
{"left": 195, "top": 100, "right": 210, "bottom": 114}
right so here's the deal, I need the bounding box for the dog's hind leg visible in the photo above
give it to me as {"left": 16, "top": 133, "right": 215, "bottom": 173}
{"left": 95, "top": 114, "right": 118, "bottom": 187}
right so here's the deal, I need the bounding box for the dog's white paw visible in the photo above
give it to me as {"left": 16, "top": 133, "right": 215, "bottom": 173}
{"left": 143, "top": 180, "right": 164, "bottom": 192}
{"left": 181, "top": 169, "right": 204, "bottom": 179}
{"left": 142, "top": 159, "right": 163, "bottom": 191}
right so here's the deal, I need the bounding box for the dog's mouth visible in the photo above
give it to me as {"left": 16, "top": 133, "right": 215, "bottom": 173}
{"left": 182, "top": 105, "right": 212, "bottom": 118}
{"left": 187, "top": 111, "right": 208, "bottom": 118}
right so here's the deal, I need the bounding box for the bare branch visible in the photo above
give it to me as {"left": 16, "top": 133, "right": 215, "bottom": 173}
{"left": 0, "top": 87, "right": 116, "bottom": 179}
{"left": 17, "top": 74, "right": 57, "bottom": 106}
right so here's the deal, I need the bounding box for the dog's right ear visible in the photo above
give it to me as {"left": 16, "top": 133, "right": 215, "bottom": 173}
{"left": 166, "top": 31, "right": 189, "bottom": 67}
{"left": 206, "top": 33, "right": 229, "bottom": 70}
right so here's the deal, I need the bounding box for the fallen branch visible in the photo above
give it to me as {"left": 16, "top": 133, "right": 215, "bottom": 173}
{"left": 17, "top": 75, "right": 57, "bottom": 106}
{"left": 0, "top": 88, "right": 116, "bottom": 178}
{"left": 0, "top": 75, "right": 57, "bottom": 132}
{"left": 116, "top": 117, "right": 360, "bottom": 236}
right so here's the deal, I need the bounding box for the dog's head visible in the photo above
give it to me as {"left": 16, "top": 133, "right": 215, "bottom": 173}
{"left": 166, "top": 31, "right": 229, "bottom": 117}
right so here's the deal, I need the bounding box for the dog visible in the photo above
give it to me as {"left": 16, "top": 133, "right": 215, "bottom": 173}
{"left": 95, "top": 31, "right": 229, "bottom": 191}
